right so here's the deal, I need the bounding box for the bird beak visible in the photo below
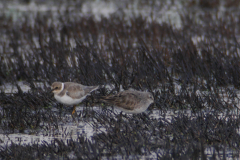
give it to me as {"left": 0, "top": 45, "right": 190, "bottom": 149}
{"left": 50, "top": 88, "right": 55, "bottom": 93}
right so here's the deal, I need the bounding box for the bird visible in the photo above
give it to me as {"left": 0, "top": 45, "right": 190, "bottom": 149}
{"left": 51, "top": 82, "right": 99, "bottom": 114}
{"left": 99, "top": 90, "right": 154, "bottom": 114}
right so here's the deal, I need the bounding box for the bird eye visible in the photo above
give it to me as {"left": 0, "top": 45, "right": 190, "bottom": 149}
{"left": 55, "top": 87, "right": 58, "bottom": 90}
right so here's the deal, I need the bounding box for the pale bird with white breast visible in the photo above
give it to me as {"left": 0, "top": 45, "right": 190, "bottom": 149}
{"left": 51, "top": 82, "right": 99, "bottom": 114}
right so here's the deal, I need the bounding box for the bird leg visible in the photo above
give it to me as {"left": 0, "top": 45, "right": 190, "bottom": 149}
{"left": 72, "top": 105, "right": 76, "bottom": 115}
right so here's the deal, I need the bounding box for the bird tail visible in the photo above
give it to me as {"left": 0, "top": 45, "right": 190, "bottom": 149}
{"left": 90, "top": 85, "right": 99, "bottom": 92}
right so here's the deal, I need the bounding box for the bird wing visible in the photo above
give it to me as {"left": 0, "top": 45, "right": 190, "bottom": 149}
{"left": 66, "top": 84, "right": 85, "bottom": 99}
{"left": 66, "top": 84, "right": 98, "bottom": 99}
{"left": 103, "top": 92, "right": 141, "bottom": 110}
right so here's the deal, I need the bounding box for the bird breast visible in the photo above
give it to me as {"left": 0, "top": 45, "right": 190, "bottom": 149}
{"left": 54, "top": 93, "right": 87, "bottom": 105}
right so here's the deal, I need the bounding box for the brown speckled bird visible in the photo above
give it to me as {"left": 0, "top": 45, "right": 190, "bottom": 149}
{"left": 100, "top": 90, "right": 154, "bottom": 114}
